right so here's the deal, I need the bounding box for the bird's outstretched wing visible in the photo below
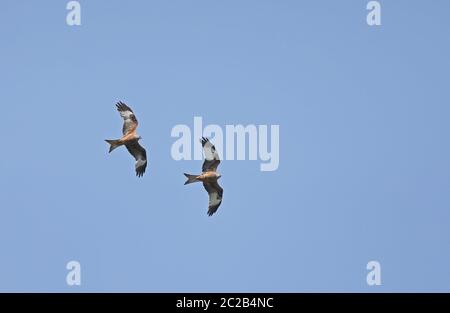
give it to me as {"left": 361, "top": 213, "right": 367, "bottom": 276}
{"left": 203, "top": 181, "right": 223, "bottom": 216}
{"left": 125, "top": 140, "right": 147, "bottom": 177}
{"left": 116, "top": 101, "right": 138, "bottom": 135}
{"left": 201, "top": 137, "right": 220, "bottom": 172}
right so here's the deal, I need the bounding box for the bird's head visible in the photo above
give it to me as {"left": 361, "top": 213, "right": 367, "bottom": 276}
{"left": 137, "top": 136, "right": 143, "bottom": 141}
{"left": 216, "top": 173, "right": 222, "bottom": 179}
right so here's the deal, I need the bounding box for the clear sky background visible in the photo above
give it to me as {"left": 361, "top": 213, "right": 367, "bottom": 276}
{"left": 0, "top": 0, "right": 449, "bottom": 292}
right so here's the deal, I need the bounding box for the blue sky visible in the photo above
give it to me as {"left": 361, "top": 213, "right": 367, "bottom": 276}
{"left": 0, "top": 0, "right": 449, "bottom": 292}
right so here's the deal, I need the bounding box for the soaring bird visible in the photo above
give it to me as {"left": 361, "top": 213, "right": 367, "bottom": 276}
{"left": 184, "top": 137, "right": 223, "bottom": 216}
{"left": 105, "top": 101, "right": 148, "bottom": 177}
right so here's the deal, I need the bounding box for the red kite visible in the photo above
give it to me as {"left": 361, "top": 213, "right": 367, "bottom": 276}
{"left": 105, "top": 102, "right": 147, "bottom": 177}
{"left": 184, "top": 137, "right": 223, "bottom": 216}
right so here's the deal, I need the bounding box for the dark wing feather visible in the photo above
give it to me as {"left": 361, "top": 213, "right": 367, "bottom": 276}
{"left": 201, "top": 137, "right": 220, "bottom": 172}
{"left": 125, "top": 140, "right": 147, "bottom": 177}
{"left": 203, "top": 181, "right": 223, "bottom": 216}
{"left": 116, "top": 101, "right": 138, "bottom": 135}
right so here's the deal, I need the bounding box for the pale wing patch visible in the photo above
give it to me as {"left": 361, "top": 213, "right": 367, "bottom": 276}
{"left": 201, "top": 137, "right": 221, "bottom": 172}
{"left": 136, "top": 159, "right": 147, "bottom": 170}
{"left": 202, "top": 138, "right": 220, "bottom": 161}
{"left": 116, "top": 102, "right": 138, "bottom": 135}
{"left": 119, "top": 110, "right": 134, "bottom": 119}
{"left": 204, "top": 181, "right": 223, "bottom": 216}
{"left": 209, "top": 192, "right": 222, "bottom": 207}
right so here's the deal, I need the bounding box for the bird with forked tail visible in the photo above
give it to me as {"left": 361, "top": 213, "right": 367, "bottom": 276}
{"left": 184, "top": 137, "right": 223, "bottom": 216}
{"left": 105, "top": 101, "right": 148, "bottom": 177}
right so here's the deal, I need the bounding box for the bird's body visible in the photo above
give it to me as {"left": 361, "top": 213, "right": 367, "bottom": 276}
{"left": 192, "top": 171, "right": 221, "bottom": 182}
{"left": 184, "top": 137, "right": 223, "bottom": 216}
{"left": 121, "top": 130, "right": 139, "bottom": 143}
{"left": 106, "top": 131, "right": 139, "bottom": 152}
{"left": 105, "top": 101, "right": 148, "bottom": 177}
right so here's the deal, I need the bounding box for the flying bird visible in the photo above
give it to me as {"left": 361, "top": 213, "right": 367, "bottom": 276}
{"left": 105, "top": 101, "right": 147, "bottom": 177}
{"left": 184, "top": 137, "right": 223, "bottom": 216}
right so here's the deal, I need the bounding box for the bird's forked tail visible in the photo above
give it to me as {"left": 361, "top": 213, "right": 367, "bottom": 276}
{"left": 184, "top": 173, "right": 200, "bottom": 185}
{"left": 105, "top": 139, "right": 121, "bottom": 153}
